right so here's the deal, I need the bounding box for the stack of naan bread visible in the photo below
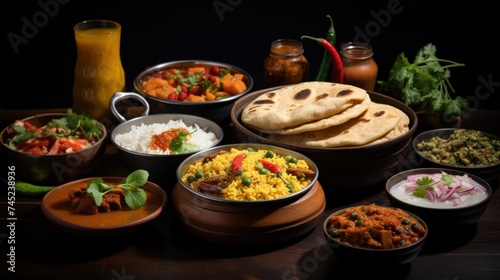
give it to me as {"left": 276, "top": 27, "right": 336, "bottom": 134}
{"left": 241, "top": 82, "right": 409, "bottom": 147}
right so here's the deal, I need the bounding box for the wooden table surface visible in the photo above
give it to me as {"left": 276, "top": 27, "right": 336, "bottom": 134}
{"left": 1, "top": 108, "right": 499, "bottom": 280}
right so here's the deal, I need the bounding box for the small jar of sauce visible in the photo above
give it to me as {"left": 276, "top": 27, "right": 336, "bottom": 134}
{"left": 263, "top": 39, "right": 309, "bottom": 88}
{"left": 341, "top": 42, "right": 378, "bottom": 91}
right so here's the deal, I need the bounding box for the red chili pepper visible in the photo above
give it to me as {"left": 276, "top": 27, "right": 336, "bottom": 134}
{"left": 301, "top": 35, "right": 344, "bottom": 84}
{"left": 260, "top": 159, "right": 294, "bottom": 193}
{"left": 231, "top": 154, "right": 245, "bottom": 175}
{"left": 260, "top": 159, "right": 281, "bottom": 174}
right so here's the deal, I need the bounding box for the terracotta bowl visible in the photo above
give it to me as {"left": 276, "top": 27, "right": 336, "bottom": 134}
{"left": 412, "top": 128, "right": 500, "bottom": 183}
{"left": 171, "top": 143, "right": 326, "bottom": 246}
{"left": 0, "top": 113, "right": 107, "bottom": 185}
{"left": 110, "top": 60, "right": 254, "bottom": 127}
{"left": 230, "top": 87, "right": 418, "bottom": 191}
{"left": 385, "top": 168, "right": 492, "bottom": 226}
{"left": 110, "top": 114, "right": 224, "bottom": 191}
{"left": 41, "top": 177, "right": 167, "bottom": 237}
{"left": 323, "top": 204, "right": 428, "bottom": 265}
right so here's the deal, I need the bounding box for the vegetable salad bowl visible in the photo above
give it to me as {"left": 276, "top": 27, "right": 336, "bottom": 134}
{"left": 0, "top": 112, "right": 107, "bottom": 185}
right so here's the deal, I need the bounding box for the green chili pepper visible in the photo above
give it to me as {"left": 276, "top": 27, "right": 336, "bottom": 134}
{"left": 14, "top": 180, "right": 55, "bottom": 196}
{"left": 315, "top": 15, "right": 336, "bottom": 81}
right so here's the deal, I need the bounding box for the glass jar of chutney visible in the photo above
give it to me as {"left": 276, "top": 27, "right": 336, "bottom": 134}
{"left": 263, "top": 39, "right": 309, "bottom": 88}
{"left": 341, "top": 42, "right": 378, "bottom": 91}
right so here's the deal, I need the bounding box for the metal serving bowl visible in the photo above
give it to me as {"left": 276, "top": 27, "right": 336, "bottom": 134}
{"left": 110, "top": 114, "right": 224, "bottom": 191}
{"left": 110, "top": 60, "right": 254, "bottom": 127}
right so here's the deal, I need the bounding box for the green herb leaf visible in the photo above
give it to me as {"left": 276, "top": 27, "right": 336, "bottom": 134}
{"left": 121, "top": 186, "right": 147, "bottom": 210}
{"left": 170, "top": 130, "right": 196, "bottom": 153}
{"left": 85, "top": 170, "right": 149, "bottom": 209}
{"left": 441, "top": 174, "right": 454, "bottom": 185}
{"left": 413, "top": 176, "right": 435, "bottom": 197}
{"left": 378, "top": 43, "right": 467, "bottom": 116}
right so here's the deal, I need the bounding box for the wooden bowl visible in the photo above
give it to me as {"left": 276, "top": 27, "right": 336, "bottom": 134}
{"left": 41, "top": 177, "right": 167, "bottom": 237}
{"left": 230, "top": 87, "right": 418, "bottom": 190}
{"left": 172, "top": 180, "right": 325, "bottom": 246}
{"left": 0, "top": 113, "right": 107, "bottom": 185}
{"left": 171, "top": 143, "right": 326, "bottom": 246}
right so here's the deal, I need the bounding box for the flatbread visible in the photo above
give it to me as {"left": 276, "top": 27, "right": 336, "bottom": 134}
{"left": 368, "top": 106, "right": 410, "bottom": 144}
{"left": 258, "top": 95, "right": 371, "bottom": 135}
{"left": 267, "top": 102, "right": 402, "bottom": 147}
{"left": 241, "top": 82, "right": 369, "bottom": 130}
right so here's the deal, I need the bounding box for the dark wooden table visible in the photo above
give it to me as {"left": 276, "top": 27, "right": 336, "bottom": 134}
{"left": 1, "top": 108, "right": 499, "bottom": 280}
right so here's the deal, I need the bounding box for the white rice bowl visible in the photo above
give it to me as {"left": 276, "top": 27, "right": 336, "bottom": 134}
{"left": 113, "top": 120, "right": 219, "bottom": 155}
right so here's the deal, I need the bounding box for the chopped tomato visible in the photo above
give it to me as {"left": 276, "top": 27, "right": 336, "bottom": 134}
{"left": 48, "top": 139, "right": 60, "bottom": 155}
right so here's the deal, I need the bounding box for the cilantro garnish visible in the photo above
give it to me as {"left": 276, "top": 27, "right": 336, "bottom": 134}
{"left": 413, "top": 176, "right": 435, "bottom": 197}
{"left": 7, "top": 108, "right": 103, "bottom": 150}
{"left": 170, "top": 129, "right": 196, "bottom": 153}
{"left": 378, "top": 43, "right": 468, "bottom": 117}
{"left": 412, "top": 174, "right": 456, "bottom": 198}
{"left": 86, "top": 169, "right": 149, "bottom": 210}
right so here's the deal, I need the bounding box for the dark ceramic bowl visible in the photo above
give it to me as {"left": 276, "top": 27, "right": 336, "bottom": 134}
{"left": 323, "top": 204, "right": 428, "bottom": 265}
{"left": 0, "top": 113, "right": 107, "bottom": 185}
{"left": 386, "top": 168, "right": 492, "bottom": 226}
{"left": 412, "top": 128, "right": 500, "bottom": 182}
{"left": 110, "top": 60, "right": 254, "bottom": 127}
{"left": 110, "top": 114, "right": 224, "bottom": 191}
{"left": 231, "top": 87, "right": 418, "bottom": 190}
{"left": 171, "top": 143, "right": 325, "bottom": 246}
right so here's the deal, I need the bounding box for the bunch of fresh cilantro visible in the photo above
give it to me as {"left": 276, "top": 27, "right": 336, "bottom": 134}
{"left": 378, "top": 43, "right": 468, "bottom": 117}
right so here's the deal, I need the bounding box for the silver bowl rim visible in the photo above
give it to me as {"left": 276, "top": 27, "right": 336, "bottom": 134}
{"left": 110, "top": 113, "right": 224, "bottom": 157}
{"left": 133, "top": 59, "right": 255, "bottom": 105}
{"left": 176, "top": 143, "right": 319, "bottom": 205}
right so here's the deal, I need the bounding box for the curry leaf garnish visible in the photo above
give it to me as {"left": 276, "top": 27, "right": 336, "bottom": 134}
{"left": 86, "top": 169, "right": 149, "bottom": 210}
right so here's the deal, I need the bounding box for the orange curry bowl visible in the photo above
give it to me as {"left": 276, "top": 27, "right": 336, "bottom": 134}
{"left": 323, "top": 204, "right": 428, "bottom": 265}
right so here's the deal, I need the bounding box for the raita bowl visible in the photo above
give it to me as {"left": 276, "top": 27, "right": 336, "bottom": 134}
{"left": 385, "top": 168, "right": 492, "bottom": 226}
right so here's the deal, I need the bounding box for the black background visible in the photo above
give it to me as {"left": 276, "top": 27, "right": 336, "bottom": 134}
{"left": 3, "top": 0, "right": 500, "bottom": 112}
